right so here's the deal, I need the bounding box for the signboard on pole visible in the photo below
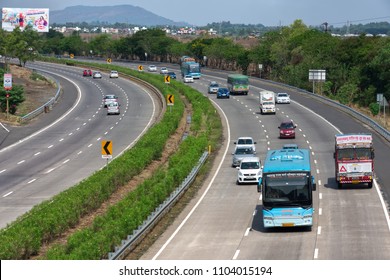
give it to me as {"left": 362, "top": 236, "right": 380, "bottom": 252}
{"left": 309, "top": 69, "right": 326, "bottom": 81}
{"left": 3, "top": 73, "right": 12, "bottom": 91}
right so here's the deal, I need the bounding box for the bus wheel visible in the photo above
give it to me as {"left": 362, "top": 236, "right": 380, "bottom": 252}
{"left": 368, "top": 181, "right": 373, "bottom": 188}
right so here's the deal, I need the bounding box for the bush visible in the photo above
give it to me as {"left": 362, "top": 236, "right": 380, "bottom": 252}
{"left": 369, "top": 102, "right": 380, "bottom": 116}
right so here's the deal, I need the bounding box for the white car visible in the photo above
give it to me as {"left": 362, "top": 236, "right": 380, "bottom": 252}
{"left": 183, "top": 75, "right": 194, "bottom": 83}
{"left": 236, "top": 157, "right": 262, "bottom": 185}
{"left": 148, "top": 65, "right": 157, "bottom": 72}
{"left": 160, "top": 67, "right": 168, "bottom": 74}
{"left": 276, "top": 92, "right": 291, "bottom": 104}
{"left": 234, "top": 137, "right": 256, "bottom": 152}
{"left": 103, "top": 94, "right": 118, "bottom": 108}
{"left": 109, "top": 70, "right": 119, "bottom": 78}
{"left": 93, "top": 71, "right": 102, "bottom": 79}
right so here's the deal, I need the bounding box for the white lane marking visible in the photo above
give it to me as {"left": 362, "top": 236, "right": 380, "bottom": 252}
{"left": 88, "top": 144, "right": 93, "bottom": 148}
{"left": 233, "top": 250, "right": 240, "bottom": 260}
{"left": 314, "top": 248, "right": 319, "bottom": 259}
{"left": 317, "top": 226, "right": 322, "bottom": 235}
{"left": 319, "top": 208, "right": 322, "bottom": 215}
{"left": 318, "top": 179, "right": 321, "bottom": 186}
{"left": 319, "top": 193, "right": 323, "bottom": 200}
{"left": 46, "top": 168, "right": 55, "bottom": 174}
{"left": 63, "top": 159, "right": 70, "bottom": 164}
{"left": 0, "top": 169, "right": 6, "bottom": 174}
{"left": 59, "top": 138, "right": 64, "bottom": 142}
{"left": 17, "top": 160, "right": 25, "bottom": 165}
{"left": 77, "top": 151, "right": 82, "bottom": 155}
{"left": 47, "top": 145, "right": 53, "bottom": 149}
{"left": 3, "top": 191, "right": 13, "bottom": 197}
{"left": 244, "top": 227, "right": 251, "bottom": 236}
{"left": 34, "top": 152, "right": 40, "bottom": 156}
{"left": 27, "top": 179, "right": 36, "bottom": 184}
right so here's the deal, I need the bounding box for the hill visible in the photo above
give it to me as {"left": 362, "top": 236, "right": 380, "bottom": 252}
{"left": 50, "top": 5, "right": 189, "bottom": 26}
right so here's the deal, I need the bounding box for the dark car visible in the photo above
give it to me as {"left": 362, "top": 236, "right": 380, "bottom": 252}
{"left": 279, "top": 120, "right": 296, "bottom": 139}
{"left": 167, "top": 71, "right": 177, "bottom": 79}
{"left": 217, "top": 87, "right": 230, "bottom": 99}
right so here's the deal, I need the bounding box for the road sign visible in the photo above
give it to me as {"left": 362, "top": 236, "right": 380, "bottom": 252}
{"left": 70, "top": 53, "right": 74, "bottom": 59}
{"left": 107, "top": 58, "right": 112, "bottom": 64}
{"left": 167, "top": 94, "right": 174, "bottom": 106}
{"left": 3, "top": 73, "right": 12, "bottom": 90}
{"left": 102, "top": 140, "right": 113, "bottom": 159}
{"left": 138, "top": 65, "right": 143, "bottom": 71}
{"left": 164, "top": 75, "right": 170, "bottom": 84}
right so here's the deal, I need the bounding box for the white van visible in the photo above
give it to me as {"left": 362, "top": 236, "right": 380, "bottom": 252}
{"left": 236, "top": 156, "right": 262, "bottom": 185}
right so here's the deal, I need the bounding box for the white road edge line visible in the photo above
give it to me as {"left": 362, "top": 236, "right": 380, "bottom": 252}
{"left": 152, "top": 101, "right": 230, "bottom": 260}
{"left": 233, "top": 250, "right": 240, "bottom": 260}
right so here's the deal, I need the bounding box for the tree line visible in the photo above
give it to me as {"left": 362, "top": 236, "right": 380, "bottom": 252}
{"left": 1, "top": 20, "right": 389, "bottom": 115}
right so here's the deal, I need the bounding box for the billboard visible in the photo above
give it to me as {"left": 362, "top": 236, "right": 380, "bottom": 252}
{"left": 2, "top": 8, "right": 49, "bottom": 32}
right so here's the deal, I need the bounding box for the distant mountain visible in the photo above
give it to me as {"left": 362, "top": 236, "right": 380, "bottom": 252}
{"left": 50, "top": 5, "right": 190, "bottom": 26}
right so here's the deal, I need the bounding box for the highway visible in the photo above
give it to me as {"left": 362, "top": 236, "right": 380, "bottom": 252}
{"left": 136, "top": 64, "right": 390, "bottom": 260}
{"left": 0, "top": 62, "right": 160, "bottom": 228}
{"left": 1, "top": 59, "right": 389, "bottom": 259}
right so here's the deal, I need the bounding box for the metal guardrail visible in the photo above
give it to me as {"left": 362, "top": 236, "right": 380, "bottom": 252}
{"left": 255, "top": 78, "right": 390, "bottom": 142}
{"left": 108, "top": 151, "right": 209, "bottom": 260}
{"left": 21, "top": 69, "right": 61, "bottom": 123}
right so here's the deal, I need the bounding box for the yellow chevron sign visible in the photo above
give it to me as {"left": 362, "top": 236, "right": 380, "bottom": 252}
{"left": 167, "top": 94, "right": 174, "bottom": 105}
{"left": 102, "top": 140, "right": 112, "bottom": 158}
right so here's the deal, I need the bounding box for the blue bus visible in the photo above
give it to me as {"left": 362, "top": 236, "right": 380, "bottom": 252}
{"left": 181, "top": 60, "right": 201, "bottom": 79}
{"left": 257, "top": 147, "right": 316, "bottom": 229}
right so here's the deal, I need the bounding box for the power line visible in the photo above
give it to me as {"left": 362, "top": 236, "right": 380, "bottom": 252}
{"left": 328, "top": 15, "right": 390, "bottom": 26}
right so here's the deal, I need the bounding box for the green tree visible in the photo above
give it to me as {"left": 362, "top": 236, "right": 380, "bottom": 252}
{"left": 60, "top": 33, "right": 86, "bottom": 56}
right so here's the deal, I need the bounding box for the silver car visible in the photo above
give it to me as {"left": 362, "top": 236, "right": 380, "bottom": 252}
{"left": 107, "top": 101, "right": 120, "bottom": 115}
{"left": 93, "top": 71, "right": 102, "bottom": 79}
{"left": 208, "top": 81, "right": 219, "bottom": 94}
{"left": 232, "top": 144, "right": 256, "bottom": 167}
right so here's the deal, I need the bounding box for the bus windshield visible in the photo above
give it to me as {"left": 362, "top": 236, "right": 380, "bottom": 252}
{"left": 264, "top": 172, "right": 310, "bottom": 205}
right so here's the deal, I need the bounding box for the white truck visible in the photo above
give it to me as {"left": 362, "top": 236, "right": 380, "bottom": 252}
{"left": 259, "top": 90, "right": 276, "bottom": 114}
{"left": 334, "top": 133, "right": 374, "bottom": 188}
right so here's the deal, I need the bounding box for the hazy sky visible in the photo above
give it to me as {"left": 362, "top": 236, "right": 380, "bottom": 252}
{"left": 1, "top": 0, "right": 390, "bottom": 26}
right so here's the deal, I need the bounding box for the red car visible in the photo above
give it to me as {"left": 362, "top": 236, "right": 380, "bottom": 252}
{"left": 83, "top": 69, "right": 92, "bottom": 76}
{"left": 279, "top": 120, "right": 296, "bottom": 139}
